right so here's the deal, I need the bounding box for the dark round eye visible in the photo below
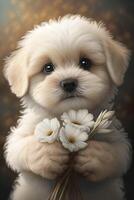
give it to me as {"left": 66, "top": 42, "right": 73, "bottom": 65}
{"left": 79, "top": 57, "right": 92, "bottom": 71}
{"left": 42, "top": 63, "right": 54, "bottom": 74}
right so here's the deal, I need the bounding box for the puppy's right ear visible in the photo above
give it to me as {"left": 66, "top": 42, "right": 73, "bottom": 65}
{"left": 4, "top": 49, "right": 29, "bottom": 97}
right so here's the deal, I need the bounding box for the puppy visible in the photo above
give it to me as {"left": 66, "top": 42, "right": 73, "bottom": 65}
{"left": 4, "top": 15, "right": 131, "bottom": 200}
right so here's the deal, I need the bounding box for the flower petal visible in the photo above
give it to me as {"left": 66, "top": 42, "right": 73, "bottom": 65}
{"left": 77, "top": 141, "right": 88, "bottom": 149}
{"left": 68, "top": 110, "right": 77, "bottom": 121}
{"left": 83, "top": 115, "right": 94, "bottom": 123}
{"left": 43, "top": 119, "right": 51, "bottom": 127}
{"left": 77, "top": 132, "right": 88, "bottom": 141}
{"left": 65, "top": 124, "right": 78, "bottom": 136}
{"left": 50, "top": 118, "right": 60, "bottom": 131}
{"left": 35, "top": 121, "right": 50, "bottom": 135}
{"left": 76, "top": 109, "right": 89, "bottom": 122}
{"left": 61, "top": 112, "right": 70, "bottom": 122}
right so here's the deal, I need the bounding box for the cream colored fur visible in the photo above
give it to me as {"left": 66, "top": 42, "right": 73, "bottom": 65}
{"left": 4, "top": 15, "right": 131, "bottom": 200}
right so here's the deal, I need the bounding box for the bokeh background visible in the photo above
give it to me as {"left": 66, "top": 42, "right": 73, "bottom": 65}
{"left": 0, "top": 0, "right": 134, "bottom": 199}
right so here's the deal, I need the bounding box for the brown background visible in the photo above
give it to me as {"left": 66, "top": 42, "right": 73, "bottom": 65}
{"left": 0, "top": 0, "right": 134, "bottom": 199}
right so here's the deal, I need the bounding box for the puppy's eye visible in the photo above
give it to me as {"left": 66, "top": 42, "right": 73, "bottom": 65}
{"left": 79, "top": 57, "right": 92, "bottom": 71}
{"left": 42, "top": 63, "right": 54, "bottom": 74}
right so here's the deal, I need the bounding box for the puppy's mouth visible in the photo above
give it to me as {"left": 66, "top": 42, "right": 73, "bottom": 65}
{"left": 61, "top": 93, "right": 85, "bottom": 101}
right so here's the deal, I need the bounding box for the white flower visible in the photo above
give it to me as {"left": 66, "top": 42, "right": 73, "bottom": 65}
{"left": 59, "top": 124, "right": 88, "bottom": 152}
{"left": 34, "top": 118, "right": 60, "bottom": 143}
{"left": 61, "top": 109, "right": 94, "bottom": 131}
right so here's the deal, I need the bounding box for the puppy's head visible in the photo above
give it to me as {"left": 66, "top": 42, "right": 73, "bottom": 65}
{"left": 4, "top": 15, "right": 130, "bottom": 114}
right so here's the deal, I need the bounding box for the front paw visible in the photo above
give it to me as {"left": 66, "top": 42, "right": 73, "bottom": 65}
{"left": 74, "top": 140, "right": 115, "bottom": 182}
{"left": 26, "top": 138, "right": 69, "bottom": 179}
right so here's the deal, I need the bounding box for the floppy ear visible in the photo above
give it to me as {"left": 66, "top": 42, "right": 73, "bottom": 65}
{"left": 104, "top": 38, "right": 130, "bottom": 86}
{"left": 4, "top": 49, "right": 29, "bottom": 97}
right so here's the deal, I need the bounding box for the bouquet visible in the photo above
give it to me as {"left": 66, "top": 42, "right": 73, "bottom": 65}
{"left": 34, "top": 109, "right": 115, "bottom": 200}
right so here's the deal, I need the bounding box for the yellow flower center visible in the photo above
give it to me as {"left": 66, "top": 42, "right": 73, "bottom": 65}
{"left": 72, "top": 121, "right": 81, "bottom": 125}
{"left": 47, "top": 130, "right": 53, "bottom": 136}
{"left": 68, "top": 136, "right": 76, "bottom": 143}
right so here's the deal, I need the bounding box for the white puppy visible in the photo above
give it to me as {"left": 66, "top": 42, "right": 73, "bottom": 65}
{"left": 4, "top": 15, "right": 131, "bottom": 200}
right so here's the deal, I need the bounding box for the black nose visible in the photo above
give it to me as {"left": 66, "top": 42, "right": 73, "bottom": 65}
{"left": 60, "top": 78, "right": 78, "bottom": 93}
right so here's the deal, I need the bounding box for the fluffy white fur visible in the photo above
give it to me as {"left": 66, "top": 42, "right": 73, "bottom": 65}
{"left": 4, "top": 15, "right": 131, "bottom": 200}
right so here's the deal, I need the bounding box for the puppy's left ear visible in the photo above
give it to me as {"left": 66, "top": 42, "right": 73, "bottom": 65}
{"left": 103, "top": 38, "right": 130, "bottom": 86}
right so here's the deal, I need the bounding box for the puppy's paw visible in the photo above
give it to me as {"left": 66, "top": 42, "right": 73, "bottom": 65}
{"left": 74, "top": 140, "right": 117, "bottom": 182}
{"left": 25, "top": 137, "right": 69, "bottom": 179}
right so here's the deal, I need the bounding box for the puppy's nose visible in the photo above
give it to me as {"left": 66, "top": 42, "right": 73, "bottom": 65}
{"left": 60, "top": 78, "right": 78, "bottom": 93}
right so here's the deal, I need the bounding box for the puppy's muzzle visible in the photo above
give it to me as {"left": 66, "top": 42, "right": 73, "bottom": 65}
{"left": 60, "top": 78, "right": 78, "bottom": 93}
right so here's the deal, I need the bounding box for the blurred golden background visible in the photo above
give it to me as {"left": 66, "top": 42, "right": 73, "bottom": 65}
{"left": 0, "top": 0, "right": 134, "bottom": 199}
